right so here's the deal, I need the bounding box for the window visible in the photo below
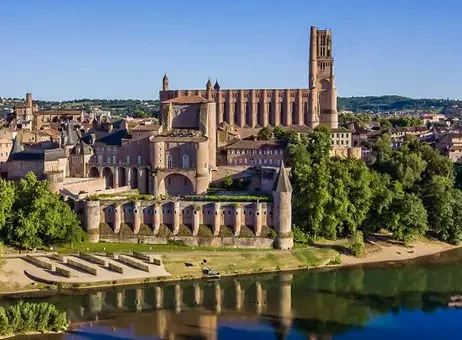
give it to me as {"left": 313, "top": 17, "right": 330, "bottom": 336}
{"left": 182, "top": 154, "right": 189, "bottom": 168}
{"left": 138, "top": 156, "right": 142, "bottom": 165}
{"left": 167, "top": 155, "right": 173, "bottom": 169}
{"left": 98, "top": 155, "right": 103, "bottom": 163}
{"left": 112, "top": 155, "right": 116, "bottom": 164}
{"left": 126, "top": 156, "right": 130, "bottom": 164}
{"left": 107, "top": 156, "right": 111, "bottom": 164}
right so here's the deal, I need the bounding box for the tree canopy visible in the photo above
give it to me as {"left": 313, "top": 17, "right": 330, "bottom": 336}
{"left": 0, "top": 173, "right": 86, "bottom": 249}
{"left": 288, "top": 126, "right": 462, "bottom": 244}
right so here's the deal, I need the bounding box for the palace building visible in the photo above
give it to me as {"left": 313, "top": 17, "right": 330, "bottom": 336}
{"left": 159, "top": 26, "right": 338, "bottom": 130}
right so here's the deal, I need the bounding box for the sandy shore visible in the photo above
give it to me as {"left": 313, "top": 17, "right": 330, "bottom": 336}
{"left": 340, "top": 239, "right": 459, "bottom": 266}
{"left": 0, "top": 240, "right": 460, "bottom": 295}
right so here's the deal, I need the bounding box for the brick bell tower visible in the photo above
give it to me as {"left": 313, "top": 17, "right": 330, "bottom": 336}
{"left": 308, "top": 26, "right": 338, "bottom": 129}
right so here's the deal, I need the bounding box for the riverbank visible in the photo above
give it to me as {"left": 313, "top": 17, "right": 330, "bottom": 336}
{"left": 339, "top": 238, "right": 458, "bottom": 267}
{"left": 0, "top": 246, "right": 337, "bottom": 296}
{"left": 0, "top": 238, "right": 460, "bottom": 296}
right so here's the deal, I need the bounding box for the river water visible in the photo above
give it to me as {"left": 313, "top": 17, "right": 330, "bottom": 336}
{"left": 8, "top": 248, "right": 462, "bottom": 339}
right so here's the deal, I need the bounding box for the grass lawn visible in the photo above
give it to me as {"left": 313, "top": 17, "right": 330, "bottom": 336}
{"left": 162, "top": 247, "right": 338, "bottom": 279}
{"left": 55, "top": 242, "right": 278, "bottom": 254}
{"left": 54, "top": 242, "right": 338, "bottom": 280}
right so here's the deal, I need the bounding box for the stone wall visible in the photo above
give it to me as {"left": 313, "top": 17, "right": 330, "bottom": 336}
{"left": 78, "top": 198, "right": 289, "bottom": 249}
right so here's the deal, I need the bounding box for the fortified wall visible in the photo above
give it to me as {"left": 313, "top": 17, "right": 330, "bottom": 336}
{"left": 77, "top": 198, "right": 292, "bottom": 249}
{"left": 76, "top": 163, "right": 293, "bottom": 249}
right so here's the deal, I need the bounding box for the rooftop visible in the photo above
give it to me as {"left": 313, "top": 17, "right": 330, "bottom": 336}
{"left": 227, "top": 139, "right": 283, "bottom": 150}
{"left": 8, "top": 148, "right": 66, "bottom": 161}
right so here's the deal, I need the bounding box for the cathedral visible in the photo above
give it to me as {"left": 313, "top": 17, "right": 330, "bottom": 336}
{"left": 159, "top": 26, "right": 338, "bottom": 130}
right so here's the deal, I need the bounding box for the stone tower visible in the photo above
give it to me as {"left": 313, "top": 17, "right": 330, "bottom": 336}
{"left": 273, "top": 162, "right": 293, "bottom": 249}
{"left": 162, "top": 73, "right": 169, "bottom": 91}
{"left": 309, "top": 26, "right": 338, "bottom": 129}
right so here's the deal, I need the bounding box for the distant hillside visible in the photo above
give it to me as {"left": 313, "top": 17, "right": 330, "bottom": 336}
{"left": 338, "top": 96, "right": 462, "bottom": 113}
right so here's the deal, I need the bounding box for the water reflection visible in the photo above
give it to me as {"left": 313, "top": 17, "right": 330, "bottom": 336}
{"left": 10, "top": 249, "right": 462, "bottom": 339}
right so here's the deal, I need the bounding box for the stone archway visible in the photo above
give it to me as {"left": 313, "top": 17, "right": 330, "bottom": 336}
{"left": 118, "top": 167, "right": 126, "bottom": 187}
{"left": 102, "top": 167, "right": 113, "bottom": 189}
{"left": 159, "top": 173, "right": 194, "bottom": 196}
{"left": 89, "top": 167, "right": 100, "bottom": 178}
{"left": 130, "top": 167, "right": 138, "bottom": 190}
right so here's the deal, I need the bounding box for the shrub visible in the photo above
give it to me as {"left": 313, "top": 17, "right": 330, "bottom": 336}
{"left": 349, "top": 231, "right": 365, "bottom": 257}
{"left": 327, "top": 255, "right": 342, "bottom": 265}
{"left": 239, "top": 225, "right": 255, "bottom": 238}
{"left": 157, "top": 224, "right": 173, "bottom": 237}
{"left": 178, "top": 224, "right": 193, "bottom": 236}
{"left": 99, "top": 222, "right": 114, "bottom": 235}
{"left": 182, "top": 195, "right": 272, "bottom": 202}
{"left": 198, "top": 225, "right": 214, "bottom": 237}
{"left": 138, "top": 224, "right": 154, "bottom": 236}
{"left": 292, "top": 225, "right": 309, "bottom": 244}
{"left": 119, "top": 223, "right": 134, "bottom": 235}
{"left": 167, "top": 239, "right": 185, "bottom": 246}
{"left": 0, "top": 301, "right": 68, "bottom": 336}
{"left": 219, "top": 226, "right": 234, "bottom": 237}
{"left": 260, "top": 225, "right": 277, "bottom": 239}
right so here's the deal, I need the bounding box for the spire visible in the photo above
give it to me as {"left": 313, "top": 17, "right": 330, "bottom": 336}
{"left": 214, "top": 79, "right": 220, "bottom": 91}
{"left": 206, "top": 77, "right": 212, "bottom": 90}
{"left": 276, "top": 161, "right": 292, "bottom": 193}
{"left": 10, "top": 135, "right": 23, "bottom": 156}
{"left": 65, "top": 122, "right": 76, "bottom": 146}
{"left": 162, "top": 72, "right": 169, "bottom": 91}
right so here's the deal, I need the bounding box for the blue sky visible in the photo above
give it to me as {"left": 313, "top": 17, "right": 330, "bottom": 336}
{"left": 1, "top": 0, "right": 461, "bottom": 101}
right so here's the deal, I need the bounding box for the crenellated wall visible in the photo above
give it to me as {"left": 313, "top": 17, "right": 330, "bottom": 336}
{"left": 77, "top": 198, "right": 290, "bottom": 249}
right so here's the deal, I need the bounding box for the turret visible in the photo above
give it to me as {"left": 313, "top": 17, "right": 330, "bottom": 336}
{"left": 26, "top": 93, "right": 33, "bottom": 108}
{"left": 273, "top": 162, "right": 293, "bottom": 249}
{"left": 206, "top": 77, "right": 213, "bottom": 100}
{"left": 214, "top": 79, "right": 220, "bottom": 91}
{"left": 162, "top": 73, "right": 169, "bottom": 91}
{"left": 206, "top": 77, "right": 213, "bottom": 90}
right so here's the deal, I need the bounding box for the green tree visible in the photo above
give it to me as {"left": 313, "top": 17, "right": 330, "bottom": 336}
{"left": 421, "top": 176, "right": 462, "bottom": 244}
{"left": 2, "top": 173, "right": 85, "bottom": 248}
{"left": 257, "top": 126, "right": 273, "bottom": 140}
{"left": 349, "top": 231, "right": 365, "bottom": 256}
{"left": 273, "top": 126, "right": 285, "bottom": 140}
{"left": 0, "top": 179, "right": 15, "bottom": 231}
{"left": 133, "top": 108, "right": 149, "bottom": 118}
{"left": 388, "top": 193, "right": 428, "bottom": 243}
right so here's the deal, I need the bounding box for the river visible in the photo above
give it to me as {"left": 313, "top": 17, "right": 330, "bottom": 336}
{"left": 7, "top": 247, "right": 462, "bottom": 339}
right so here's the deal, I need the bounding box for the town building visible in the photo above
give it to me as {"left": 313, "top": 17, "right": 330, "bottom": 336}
{"left": 159, "top": 26, "right": 338, "bottom": 130}
{"left": 226, "top": 140, "right": 284, "bottom": 167}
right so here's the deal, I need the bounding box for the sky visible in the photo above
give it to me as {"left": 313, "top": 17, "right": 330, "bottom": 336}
{"left": 1, "top": 0, "right": 462, "bottom": 101}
